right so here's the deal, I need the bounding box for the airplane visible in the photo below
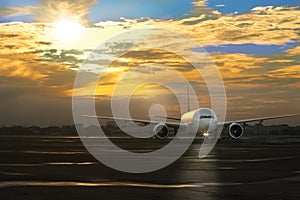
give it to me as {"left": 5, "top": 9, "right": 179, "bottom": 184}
{"left": 85, "top": 89, "right": 300, "bottom": 140}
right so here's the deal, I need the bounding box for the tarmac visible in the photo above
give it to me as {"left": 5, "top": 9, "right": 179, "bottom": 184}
{"left": 0, "top": 135, "right": 299, "bottom": 200}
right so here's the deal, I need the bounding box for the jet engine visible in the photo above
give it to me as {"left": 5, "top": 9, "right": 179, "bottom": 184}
{"left": 228, "top": 123, "right": 244, "bottom": 139}
{"left": 154, "top": 123, "right": 170, "bottom": 140}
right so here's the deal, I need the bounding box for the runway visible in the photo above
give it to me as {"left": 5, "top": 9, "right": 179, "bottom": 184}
{"left": 0, "top": 136, "right": 299, "bottom": 200}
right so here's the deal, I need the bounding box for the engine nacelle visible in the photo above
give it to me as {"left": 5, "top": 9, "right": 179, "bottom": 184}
{"left": 228, "top": 123, "right": 244, "bottom": 139}
{"left": 154, "top": 123, "right": 170, "bottom": 140}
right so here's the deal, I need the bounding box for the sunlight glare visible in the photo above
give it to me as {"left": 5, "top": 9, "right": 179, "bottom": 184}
{"left": 53, "top": 19, "right": 84, "bottom": 43}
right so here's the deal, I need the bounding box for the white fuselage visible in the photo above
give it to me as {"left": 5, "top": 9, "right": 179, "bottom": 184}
{"left": 181, "top": 108, "right": 218, "bottom": 135}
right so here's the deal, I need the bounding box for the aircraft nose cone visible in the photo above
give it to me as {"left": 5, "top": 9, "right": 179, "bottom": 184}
{"left": 198, "top": 119, "right": 217, "bottom": 133}
{"left": 208, "top": 120, "right": 217, "bottom": 132}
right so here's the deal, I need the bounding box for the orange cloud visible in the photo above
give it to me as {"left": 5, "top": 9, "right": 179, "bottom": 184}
{"left": 1, "top": 2, "right": 300, "bottom": 125}
{"left": 0, "top": 23, "right": 76, "bottom": 97}
{"left": 169, "top": 6, "right": 300, "bottom": 45}
{"left": 268, "top": 65, "right": 300, "bottom": 79}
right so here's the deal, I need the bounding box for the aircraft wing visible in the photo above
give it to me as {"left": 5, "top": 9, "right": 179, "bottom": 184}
{"left": 83, "top": 115, "right": 188, "bottom": 128}
{"left": 154, "top": 116, "right": 181, "bottom": 121}
{"left": 218, "top": 114, "right": 300, "bottom": 126}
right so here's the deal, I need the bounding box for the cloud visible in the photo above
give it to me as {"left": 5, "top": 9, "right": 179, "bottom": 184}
{"left": 181, "top": 0, "right": 220, "bottom": 25}
{"left": 0, "top": 22, "right": 76, "bottom": 97}
{"left": 251, "top": 6, "right": 274, "bottom": 12}
{"left": 1, "top": 1, "right": 300, "bottom": 125}
{"left": 268, "top": 65, "right": 300, "bottom": 79}
{"left": 0, "top": 0, "right": 97, "bottom": 25}
{"left": 0, "top": 23, "right": 44, "bottom": 79}
{"left": 206, "top": 0, "right": 300, "bottom": 15}
{"left": 40, "top": 49, "right": 84, "bottom": 68}
{"left": 0, "top": 6, "right": 33, "bottom": 17}
{"left": 35, "top": 0, "right": 97, "bottom": 24}
{"left": 206, "top": 47, "right": 300, "bottom": 120}
{"left": 286, "top": 45, "right": 300, "bottom": 55}
{"left": 192, "top": 0, "right": 207, "bottom": 7}
{"left": 210, "top": 52, "right": 300, "bottom": 85}
{"left": 0, "top": 76, "right": 74, "bottom": 126}
{"left": 0, "top": 23, "right": 78, "bottom": 126}
{"left": 51, "top": 4, "right": 300, "bottom": 123}
{"left": 175, "top": 6, "right": 300, "bottom": 45}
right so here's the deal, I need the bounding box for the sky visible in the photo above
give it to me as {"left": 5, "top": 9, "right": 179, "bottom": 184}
{"left": 0, "top": 0, "right": 300, "bottom": 126}
{"left": 207, "top": 0, "right": 300, "bottom": 14}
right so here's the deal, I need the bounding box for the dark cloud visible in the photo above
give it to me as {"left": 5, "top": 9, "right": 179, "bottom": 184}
{"left": 0, "top": 76, "right": 74, "bottom": 126}
{"left": 0, "top": 33, "right": 19, "bottom": 38}
{"left": 40, "top": 49, "right": 84, "bottom": 67}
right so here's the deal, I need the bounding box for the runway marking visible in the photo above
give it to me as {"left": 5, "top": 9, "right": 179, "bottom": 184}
{"left": 0, "top": 162, "right": 98, "bottom": 167}
{"left": 46, "top": 162, "right": 97, "bottom": 165}
{"left": 23, "top": 150, "right": 87, "bottom": 155}
{"left": 0, "top": 181, "right": 242, "bottom": 189}
{"left": 1, "top": 174, "right": 298, "bottom": 189}
{"left": 245, "top": 174, "right": 300, "bottom": 184}
{"left": 200, "top": 156, "right": 297, "bottom": 163}
{"left": 0, "top": 171, "right": 30, "bottom": 176}
{"left": 0, "top": 156, "right": 296, "bottom": 168}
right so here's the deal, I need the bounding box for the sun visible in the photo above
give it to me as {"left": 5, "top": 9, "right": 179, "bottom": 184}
{"left": 53, "top": 19, "right": 84, "bottom": 43}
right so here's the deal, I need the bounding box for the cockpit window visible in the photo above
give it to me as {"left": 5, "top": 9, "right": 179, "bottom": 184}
{"left": 200, "top": 115, "right": 214, "bottom": 119}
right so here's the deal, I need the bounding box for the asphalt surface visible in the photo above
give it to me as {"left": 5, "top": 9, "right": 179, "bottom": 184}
{"left": 0, "top": 136, "right": 299, "bottom": 200}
